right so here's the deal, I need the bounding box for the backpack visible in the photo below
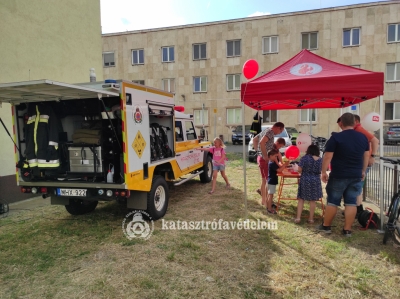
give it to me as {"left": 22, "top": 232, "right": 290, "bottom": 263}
{"left": 358, "top": 209, "right": 379, "bottom": 229}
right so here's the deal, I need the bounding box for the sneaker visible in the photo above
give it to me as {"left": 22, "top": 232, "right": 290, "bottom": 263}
{"left": 256, "top": 189, "right": 261, "bottom": 196}
{"left": 342, "top": 229, "right": 352, "bottom": 237}
{"left": 316, "top": 224, "right": 332, "bottom": 234}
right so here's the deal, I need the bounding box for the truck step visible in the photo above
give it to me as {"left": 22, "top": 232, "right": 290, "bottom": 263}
{"left": 173, "top": 171, "right": 203, "bottom": 186}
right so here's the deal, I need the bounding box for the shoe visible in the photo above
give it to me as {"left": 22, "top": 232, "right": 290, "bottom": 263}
{"left": 307, "top": 219, "right": 315, "bottom": 224}
{"left": 316, "top": 224, "right": 332, "bottom": 234}
{"left": 271, "top": 203, "right": 277, "bottom": 209}
{"left": 208, "top": 191, "right": 214, "bottom": 194}
{"left": 267, "top": 209, "right": 277, "bottom": 214}
{"left": 226, "top": 184, "right": 231, "bottom": 189}
{"left": 342, "top": 229, "right": 352, "bottom": 237}
{"left": 256, "top": 189, "right": 261, "bottom": 196}
{"left": 294, "top": 218, "right": 301, "bottom": 224}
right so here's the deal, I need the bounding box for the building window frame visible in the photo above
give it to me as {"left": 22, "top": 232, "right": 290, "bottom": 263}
{"left": 193, "top": 76, "right": 207, "bottom": 93}
{"left": 343, "top": 27, "right": 361, "bottom": 47}
{"left": 299, "top": 109, "right": 317, "bottom": 123}
{"left": 226, "top": 40, "right": 241, "bottom": 57}
{"left": 162, "top": 46, "right": 175, "bottom": 62}
{"left": 262, "top": 36, "right": 279, "bottom": 54}
{"left": 103, "top": 52, "right": 115, "bottom": 67}
{"left": 193, "top": 109, "right": 209, "bottom": 126}
{"left": 301, "top": 32, "right": 318, "bottom": 50}
{"left": 385, "top": 102, "right": 400, "bottom": 121}
{"left": 386, "top": 62, "right": 400, "bottom": 82}
{"left": 132, "top": 49, "right": 144, "bottom": 65}
{"left": 227, "top": 107, "right": 242, "bottom": 125}
{"left": 262, "top": 110, "right": 277, "bottom": 123}
{"left": 226, "top": 74, "right": 241, "bottom": 91}
{"left": 193, "top": 43, "right": 207, "bottom": 60}
{"left": 388, "top": 23, "right": 400, "bottom": 43}
{"left": 162, "top": 78, "right": 175, "bottom": 93}
{"left": 132, "top": 80, "right": 145, "bottom": 85}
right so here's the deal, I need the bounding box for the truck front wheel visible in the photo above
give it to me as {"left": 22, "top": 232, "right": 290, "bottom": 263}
{"left": 65, "top": 199, "right": 98, "bottom": 215}
{"left": 200, "top": 155, "right": 213, "bottom": 183}
{"left": 147, "top": 175, "right": 169, "bottom": 220}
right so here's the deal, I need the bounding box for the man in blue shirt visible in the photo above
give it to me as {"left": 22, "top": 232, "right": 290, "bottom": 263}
{"left": 318, "top": 113, "right": 369, "bottom": 237}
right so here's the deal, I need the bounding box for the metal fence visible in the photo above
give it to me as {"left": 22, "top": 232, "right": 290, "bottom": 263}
{"left": 365, "top": 160, "right": 399, "bottom": 212}
{"left": 376, "top": 145, "right": 400, "bottom": 157}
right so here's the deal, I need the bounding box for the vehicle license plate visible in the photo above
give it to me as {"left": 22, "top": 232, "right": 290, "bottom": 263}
{"left": 57, "top": 188, "right": 87, "bottom": 197}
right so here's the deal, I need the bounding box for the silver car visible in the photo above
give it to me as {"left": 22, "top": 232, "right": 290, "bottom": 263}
{"left": 248, "top": 125, "right": 292, "bottom": 162}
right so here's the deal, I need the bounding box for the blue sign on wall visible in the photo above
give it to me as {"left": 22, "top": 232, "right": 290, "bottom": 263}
{"left": 351, "top": 105, "right": 357, "bottom": 111}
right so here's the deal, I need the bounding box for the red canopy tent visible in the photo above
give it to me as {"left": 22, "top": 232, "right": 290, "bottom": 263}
{"left": 239, "top": 50, "right": 385, "bottom": 227}
{"left": 241, "top": 49, "right": 384, "bottom": 110}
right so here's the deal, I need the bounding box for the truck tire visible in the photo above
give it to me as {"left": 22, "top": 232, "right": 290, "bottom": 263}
{"left": 146, "top": 175, "right": 169, "bottom": 220}
{"left": 65, "top": 199, "right": 98, "bottom": 215}
{"left": 200, "top": 155, "right": 213, "bottom": 183}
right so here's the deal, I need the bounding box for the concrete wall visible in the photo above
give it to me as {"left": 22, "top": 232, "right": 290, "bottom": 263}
{"left": 102, "top": 1, "right": 400, "bottom": 142}
{"left": 0, "top": 0, "right": 104, "bottom": 177}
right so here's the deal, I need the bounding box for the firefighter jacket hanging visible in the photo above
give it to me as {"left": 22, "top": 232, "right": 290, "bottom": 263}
{"left": 24, "top": 103, "right": 60, "bottom": 168}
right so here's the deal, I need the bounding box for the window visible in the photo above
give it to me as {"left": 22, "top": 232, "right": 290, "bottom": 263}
{"left": 385, "top": 103, "right": 400, "bottom": 120}
{"left": 343, "top": 28, "right": 360, "bottom": 47}
{"left": 227, "top": 108, "right": 242, "bottom": 124}
{"left": 185, "top": 121, "right": 197, "bottom": 140}
{"left": 162, "top": 46, "right": 174, "bottom": 62}
{"left": 103, "top": 52, "right": 115, "bottom": 67}
{"left": 388, "top": 23, "right": 400, "bottom": 43}
{"left": 226, "top": 74, "right": 241, "bottom": 91}
{"left": 193, "top": 43, "right": 206, "bottom": 60}
{"left": 193, "top": 76, "right": 207, "bottom": 92}
{"left": 262, "top": 36, "right": 279, "bottom": 54}
{"left": 162, "top": 78, "right": 175, "bottom": 93}
{"left": 300, "top": 109, "right": 316, "bottom": 122}
{"left": 227, "top": 40, "right": 241, "bottom": 57}
{"left": 262, "top": 110, "right": 277, "bottom": 123}
{"left": 132, "top": 80, "right": 145, "bottom": 85}
{"left": 132, "top": 49, "right": 144, "bottom": 65}
{"left": 301, "top": 32, "right": 318, "bottom": 50}
{"left": 386, "top": 63, "right": 400, "bottom": 82}
{"left": 194, "top": 109, "right": 209, "bottom": 125}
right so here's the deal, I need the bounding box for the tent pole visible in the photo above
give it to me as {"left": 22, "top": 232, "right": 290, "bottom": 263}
{"left": 242, "top": 101, "right": 248, "bottom": 220}
{"left": 378, "top": 95, "right": 384, "bottom": 231}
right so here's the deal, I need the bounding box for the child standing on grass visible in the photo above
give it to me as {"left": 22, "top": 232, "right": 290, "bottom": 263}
{"left": 198, "top": 137, "right": 230, "bottom": 194}
{"left": 266, "top": 149, "right": 289, "bottom": 214}
{"left": 294, "top": 144, "right": 323, "bottom": 224}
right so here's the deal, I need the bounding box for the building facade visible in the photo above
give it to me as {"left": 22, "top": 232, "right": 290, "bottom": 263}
{"left": 102, "top": 1, "right": 400, "bottom": 142}
{"left": 0, "top": 0, "right": 103, "bottom": 201}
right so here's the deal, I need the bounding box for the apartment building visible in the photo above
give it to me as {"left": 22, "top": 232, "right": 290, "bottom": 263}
{"left": 102, "top": 1, "right": 400, "bottom": 141}
{"left": 0, "top": 0, "right": 103, "bottom": 201}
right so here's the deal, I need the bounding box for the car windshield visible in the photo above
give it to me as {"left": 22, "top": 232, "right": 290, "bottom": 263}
{"left": 234, "top": 125, "right": 251, "bottom": 133}
{"left": 286, "top": 127, "right": 298, "bottom": 134}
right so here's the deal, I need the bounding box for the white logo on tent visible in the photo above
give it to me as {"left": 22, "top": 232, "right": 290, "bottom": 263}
{"left": 290, "top": 63, "right": 322, "bottom": 76}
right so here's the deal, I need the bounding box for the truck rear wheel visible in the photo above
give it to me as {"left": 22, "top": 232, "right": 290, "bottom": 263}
{"left": 147, "top": 175, "right": 169, "bottom": 220}
{"left": 65, "top": 199, "right": 98, "bottom": 215}
{"left": 200, "top": 155, "right": 213, "bottom": 183}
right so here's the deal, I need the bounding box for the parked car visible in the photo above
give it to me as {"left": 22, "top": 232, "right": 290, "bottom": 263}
{"left": 232, "top": 125, "right": 252, "bottom": 145}
{"left": 286, "top": 127, "right": 300, "bottom": 145}
{"left": 382, "top": 126, "right": 400, "bottom": 145}
{"left": 248, "top": 125, "right": 292, "bottom": 162}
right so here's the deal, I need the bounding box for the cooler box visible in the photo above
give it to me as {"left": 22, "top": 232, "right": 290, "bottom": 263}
{"left": 69, "top": 146, "right": 103, "bottom": 173}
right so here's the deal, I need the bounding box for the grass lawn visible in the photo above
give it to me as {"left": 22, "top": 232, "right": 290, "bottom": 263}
{"left": 0, "top": 152, "right": 399, "bottom": 299}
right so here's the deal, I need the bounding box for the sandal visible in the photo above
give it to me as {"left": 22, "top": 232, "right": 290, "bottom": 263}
{"left": 267, "top": 209, "right": 277, "bottom": 215}
{"left": 225, "top": 184, "right": 231, "bottom": 189}
{"left": 294, "top": 218, "right": 301, "bottom": 224}
{"left": 208, "top": 191, "right": 214, "bottom": 194}
{"left": 307, "top": 219, "right": 315, "bottom": 224}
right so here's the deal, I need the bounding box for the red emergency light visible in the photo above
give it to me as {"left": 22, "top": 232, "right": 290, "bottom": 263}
{"left": 174, "top": 106, "right": 184, "bottom": 112}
